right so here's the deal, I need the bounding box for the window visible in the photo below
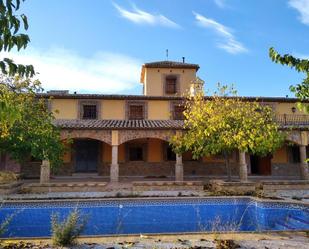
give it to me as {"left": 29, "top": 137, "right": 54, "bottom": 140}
{"left": 166, "top": 145, "right": 176, "bottom": 161}
{"left": 165, "top": 76, "right": 177, "bottom": 94}
{"left": 129, "top": 146, "right": 144, "bottom": 161}
{"left": 129, "top": 105, "right": 144, "bottom": 120}
{"left": 79, "top": 100, "right": 100, "bottom": 120}
{"left": 83, "top": 105, "right": 97, "bottom": 119}
{"left": 173, "top": 105, "right": 185, "bottom": 120}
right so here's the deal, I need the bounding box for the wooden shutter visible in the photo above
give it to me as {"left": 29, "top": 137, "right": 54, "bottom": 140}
{"left": 129, "top": 105, "right": 144, "bottom": 120}
{"left": 165, "top": 77, "right": 177, "bottom": 94}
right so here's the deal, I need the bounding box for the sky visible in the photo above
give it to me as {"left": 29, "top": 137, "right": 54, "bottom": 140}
{"left": 4, "top": 0, "right": 309, "bottom": 97}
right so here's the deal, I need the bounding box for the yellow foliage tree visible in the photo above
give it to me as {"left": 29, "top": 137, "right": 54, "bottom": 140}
{"left": 170, "top": 85, "right": 285, "bottom": 181}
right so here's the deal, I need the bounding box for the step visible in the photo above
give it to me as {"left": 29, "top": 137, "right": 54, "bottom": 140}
{"left": 274, "top": 221, "right": 297, "bottom": 230}
{"left": 273, "top": 223, "right": 288, "bottom": 230}
{"left": 286, "top": 216, "right": 309, "bottom": 229}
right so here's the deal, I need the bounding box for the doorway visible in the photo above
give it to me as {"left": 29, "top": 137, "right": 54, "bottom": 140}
{"left": 250, "top": 155, "right": 272, "bottom": 175}
{"left": 74, "top": 140, "right": 99, "bottom": 173}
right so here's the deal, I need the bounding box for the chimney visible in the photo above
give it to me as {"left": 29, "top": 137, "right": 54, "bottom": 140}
{"left": 182, "top": 57, "right": 185, "bottom": 63}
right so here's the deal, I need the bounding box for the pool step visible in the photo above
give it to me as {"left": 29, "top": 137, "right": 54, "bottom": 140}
{"left": 286, "top": 216, "right": 309, "bottom": 229}
{"left": 274, "top": 221, "right": 296, "bottom": 230}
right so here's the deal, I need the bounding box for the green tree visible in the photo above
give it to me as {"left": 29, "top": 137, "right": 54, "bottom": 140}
{"left": 0, "top": 76, "right": 64, "bottom": 167}
{"left": 269, "top": 47, "right": 309, "bottom": 113}
{"left": 170, "top": 85, "right": 285, "bottom": 181}
{"left": 0, "top": 0, "right": 64, "bottom": 167}
{"left": 0, "top": 0, "right": 34, "bottom": 77}
{"left": 0, "top": 0, "right": 34, "bottom": 138}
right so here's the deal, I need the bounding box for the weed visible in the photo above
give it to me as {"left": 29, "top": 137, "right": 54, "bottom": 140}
{"left": 215, "top": 239, "right": 240, "bottom": 249}
{"left": 51, "top": 208, "right": 88, "bottom": 247}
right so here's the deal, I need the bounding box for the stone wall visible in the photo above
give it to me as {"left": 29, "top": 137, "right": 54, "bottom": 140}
{"left": 20, "top": 162, "right": 41, "bottom": 178}
{"left": 61, "top": 130, "right": 112, "bottom": 144}
{"left": 0, "top": 154, "right": 21, "bottom": 173}
{"left": 19, "top": 160, "right": 304, "bottom": 179}
{"left": 118, "top": 130, "right": 174, "bottom": 145}
{"left": 117, "top": 161, "right": 238, "bottom": 177}
{"left": 271, "top": 163, "right": 301, "bottom": 177}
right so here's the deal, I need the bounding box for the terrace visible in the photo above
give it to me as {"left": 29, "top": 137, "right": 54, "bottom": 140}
{"left": 276, "top": 114, "right": 309, "bottom": 127}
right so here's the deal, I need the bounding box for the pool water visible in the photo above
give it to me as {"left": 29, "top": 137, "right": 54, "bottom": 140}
{"left": 0, "top": 198, "right": 308, "bottom": 238}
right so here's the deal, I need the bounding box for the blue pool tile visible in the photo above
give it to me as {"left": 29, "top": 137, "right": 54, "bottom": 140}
{"left": 0, "top": 198, "right": 308, "bottom": 238}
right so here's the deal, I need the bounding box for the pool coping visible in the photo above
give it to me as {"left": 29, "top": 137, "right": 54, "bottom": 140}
{"left": 1, "top": 230, "right": 309, "bottom": 241}
{"left": 1, "top": 196, "right": 309, "bottom": 207}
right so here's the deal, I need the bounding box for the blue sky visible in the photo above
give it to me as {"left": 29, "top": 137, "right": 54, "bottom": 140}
{"left": 6, "top": 0, "right": 309, "bottom": 97}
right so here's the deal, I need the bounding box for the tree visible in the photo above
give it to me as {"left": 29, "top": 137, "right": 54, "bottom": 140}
{"left": 170, "top": 85, "right": 285, "bottom": 181}
{"left": 0, "top": 0, "right": 34, "bottom": 138}
{"left": 0, "top": 0, "right": 64, "bottom": 168}
{"left": 269, "top": 47, "right": 309, "bottom": 113}
{"left": 0, "top": 0, "right": 34, "bottom": 77}
{"left": 0, "top": 76, "right": 64, "bottom": 167}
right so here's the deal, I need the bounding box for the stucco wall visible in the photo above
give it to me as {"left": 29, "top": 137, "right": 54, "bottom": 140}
{"left": 275, "top": 103, "right": 306, "bottom": 115}
{"left": 148, "top": 139, "right": 163, "bottom": 162}
{"left": 52, "top": 99, "right": 78, "bottom": 119}
{"left": 62, "top": 142, "right": 71, "bottom": 163}
{"left": 272, "top": 145, "right": 288, "bottom": 163}
{"left": 144, "top": 68, "right": 196, "bottom": 96}
{"left": 148, "top": 101, "right": 170, "bottom": 120}
{"left": 101, "top": 100, "right": 125, "bottom": 119}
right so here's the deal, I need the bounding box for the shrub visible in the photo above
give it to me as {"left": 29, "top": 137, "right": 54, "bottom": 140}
{"left": 0, "top": 171, "right": 17, "bottom": 184}
{"left": 51, "top": 208, "right": 88, "bottom": 247}
{"left": 215, "top": 239, "right": 240, "bottom": 249}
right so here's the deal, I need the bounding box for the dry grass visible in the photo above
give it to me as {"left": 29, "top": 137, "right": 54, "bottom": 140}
{"left": 0, "top": 171, "right": 17, "bottom": 184}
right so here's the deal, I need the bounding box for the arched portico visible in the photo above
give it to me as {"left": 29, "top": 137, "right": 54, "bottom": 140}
{"left": 118, "top": 130, "right": 175, "bottom": 145}
{"left": 60, "top": 129, "right": 112, "bottom": 145}
{"left": 109, "top": 129, "right": 183, "bottom": 182}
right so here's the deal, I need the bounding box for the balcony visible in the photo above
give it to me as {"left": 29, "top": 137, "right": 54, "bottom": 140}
{"left": 275, "top": 114, "right": 309, "bottom": 127}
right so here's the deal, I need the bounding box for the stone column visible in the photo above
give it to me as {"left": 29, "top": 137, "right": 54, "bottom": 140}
{"left": 299, "top": 145, "right": 309, "bottom": 180}
{"left": 239, "top": 151, "right": 248, "bottom": 182}
{"left": 175, "top": 154, "right": 184, "bottom": 181}
{"left": 110, "top": 145, "right": 119, "bottom": 182}
{"left": 40, "top": 160, "right": 50, "bottom": 184}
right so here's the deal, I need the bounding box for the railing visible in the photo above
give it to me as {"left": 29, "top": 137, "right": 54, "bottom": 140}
{"left": 275, "top": 114, "right": 309, "bottom": 126}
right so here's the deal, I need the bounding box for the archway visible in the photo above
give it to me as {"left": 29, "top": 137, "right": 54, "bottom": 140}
{"left": 59, "top": 137, "right": 112, "bottom": 176}
{"left": 118, "top": 137, "right": 175, "bottom": 179}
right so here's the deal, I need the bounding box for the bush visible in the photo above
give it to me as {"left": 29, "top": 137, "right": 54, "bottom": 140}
{"left": 0, "top": 171, "right": 17, "bottom": 184}
{"left": 51, "top": 208, "right": 88, "bottom": 247}
{"left": 215, "top": 239, "right": 240, "bottom": 249}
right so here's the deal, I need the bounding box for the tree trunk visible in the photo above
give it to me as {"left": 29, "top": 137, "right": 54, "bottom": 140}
{"left": 224, "top": 151, "right": 231, "bottom": 182}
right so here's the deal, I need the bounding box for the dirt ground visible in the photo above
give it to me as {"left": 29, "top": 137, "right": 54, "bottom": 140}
{"left": 1, "top": 232, "right": 309, "bottom": 249}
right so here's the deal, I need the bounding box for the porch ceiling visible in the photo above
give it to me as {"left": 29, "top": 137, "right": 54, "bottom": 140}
{"left": 54, "top": 119, "right": 184, "bottom": 130}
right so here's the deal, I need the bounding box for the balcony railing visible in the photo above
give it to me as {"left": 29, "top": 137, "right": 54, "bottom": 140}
{"left": 275, "top": 114, "right": 309, "bottom": 126}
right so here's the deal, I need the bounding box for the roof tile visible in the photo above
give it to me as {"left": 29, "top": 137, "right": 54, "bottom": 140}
{"left": 54, "top": 119, "right": 184, "bottom": 130}
{"left": 143, "top": 60, "right": 199, "bottom": 70}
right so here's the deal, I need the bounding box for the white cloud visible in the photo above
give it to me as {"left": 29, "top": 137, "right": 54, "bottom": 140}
{"left": 2, "top": 47, "right": 142, "bottom": 93}
{"left": 193, "top": 12, "right": 247, "bottom": 54}
{"left": 113, "top": 3, "right": 180, "bottom": 28}
{"left": 293, "top": 52, "right": 309, "bottom": 59}
{"left": 289, "top": 0, "right": 309, "bottom": 25}
{"left": 214, "top": 0, "right": 226, "bottom": 8}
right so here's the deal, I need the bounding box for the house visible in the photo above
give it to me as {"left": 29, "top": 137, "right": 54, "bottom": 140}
{"left": 1, "top": 60, "right": 309, "bottom": 182}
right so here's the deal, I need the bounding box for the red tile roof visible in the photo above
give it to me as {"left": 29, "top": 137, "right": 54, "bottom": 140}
{"left": 54, "top": 119, "right": 184, "bottom": 130}
{"left": 143, "top": 60, "right": 200, "bottom": 70}
{"left": 53, "top": 119, "right": 309, "bottom": 131}
{"left": 38, "top": 93, "right": 308, "bottom": 103}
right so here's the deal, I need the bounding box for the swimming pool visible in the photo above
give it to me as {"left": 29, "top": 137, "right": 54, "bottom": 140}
{"left": 0, "top": 197, "right": 308, "bottom": 238}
